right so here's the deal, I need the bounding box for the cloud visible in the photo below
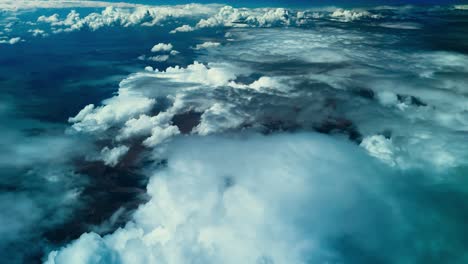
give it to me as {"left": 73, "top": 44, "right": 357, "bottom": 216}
{"left": 330, "top": 9, "right": 382, "bottom": 22}
{"left": 28, "top": 29, "right": 48, "bottom": 37}
{"left": 68, "top": 24, "right": 468, "bottom": 171}
{"left": 143, "top": 125, "right": 180, "bottom": 147}
{"left": 151, "top": 43, "right": 173, "bottom": 53}
{"left": 170, "top": 24, "right": 194, "bottom": 34}
{"left": 100, "top": 145, "right": 129, "bottom": 167}
{"left": 68, "top": 90, "right": 156, "bottom": 133}
{"left": 37, "top": 14, "right": 60, "bottom": 23}
{"left": 194, "top": 6, "right": 293, "bottom": 30}
{"left": 193, "top": 41, "right": 221, "bottom": 50}
{"left": 35, "top": 4, "right": 220, "bottom": 33}
{"left": 0, "top": 37, "right": 21, "bottom": 44}
{"left": 45, "top": 132, "right": 398, "bottom": 264}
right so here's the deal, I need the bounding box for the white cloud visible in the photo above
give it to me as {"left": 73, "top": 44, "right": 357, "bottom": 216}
{"left": 35, "top": 4, "right": 220, "bottom": 33}
{"left": 38, "top": 14, "right": 60, "bottom": 23}
{"left": 143, "top": 125, "right": 180, "bottom": 147}
{"left": 170, "top": 24, "right": 194, "bottom": 34}
{"left": 100, "top": 145, "right": 129, "bottom": 167}
{"left": 28, "top": 28, "right": 48, "bottom": 37}
{"left": 194, "top": 103, "right": 246, "bottom": 135}
{"left": 248, "top": 76, "right": 284, "bottom": 91}
{"left": 151, "top": 43, "right": 173, "bottom": 53}
{"left": 68, "top": 90, "right": 156, "bottom": 133}
{"left": 193, "top": 41, "right": 221, "bottom": 50}
{"left": 155, "top": 61, "right": 245, "bottom": 87}
{"left": 194, "top": 6, "right": 292, "bottom": 30}
{"left": 360, "top": 135, "right": 396, "bottom": 166}
{"left": 117, "top": 113, "right": 173, "bottom": 141}
{"left": 330, "top": 9, "right": 381, "bottom": 22}
{"left": 46, "top": 133, "right": 396, "bottom": 264}
{"left": 0, "top": 37, "right": 21, "bottom": 44}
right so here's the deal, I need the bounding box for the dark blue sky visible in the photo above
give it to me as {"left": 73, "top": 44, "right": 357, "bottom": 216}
{"left": 103, "top": 0, "right": 468, "bottom": 7}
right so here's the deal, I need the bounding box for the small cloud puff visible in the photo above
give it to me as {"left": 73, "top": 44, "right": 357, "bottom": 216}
{"left": 170, "top": 24, "right": 194, "bottom": 34}
{"left": 193, "top": 41, "right": 221, "bottom": 50}
{"left": 151, "top": 43, "right": 173, "bottom": 53}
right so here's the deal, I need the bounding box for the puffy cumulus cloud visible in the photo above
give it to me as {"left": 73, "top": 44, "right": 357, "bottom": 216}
{"left": 169, "top": 24, "right": 194, "bottom": 34}
{"left": 143, "top": 125, "right": 180, "bottom": 147}
{"left": 45, "top": 133, "right": 401, "bottom": 264}
{"left": 117, "top": 115, "right": 163, "bottom": 141}
{"left": 194, "top": 6, "right": 292, "bottom": 30}
{"left": 37, "top": 13, "right": 60, "bottom": 23}
{"left": 100, "top": 145, "right": 129, "bottom": 167}
{"left": 193, "top": 41, "right": 221, "bottom": 50}
{"left": 150, "top": 61, "right": 246, "bottom": 87}
{"left": 68, "top": 89, "right": 155, "bottom": 133}
{"left": 36, "top": 4, "right": 220, "bottom": 33}
{"left": 151, "top": 43, "right": 173, "bottom": 53}
{"left": 330, "top": 9, "right": 382, "bottom": 22}
{"left": 31, "top": 5, "right": 363, "bottom": 35}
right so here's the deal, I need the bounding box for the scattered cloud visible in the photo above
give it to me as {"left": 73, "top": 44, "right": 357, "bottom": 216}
{"left": 0, "top": 37, "right": 21, "bottom": 44}
{"left": 193, "top": 41, "right": 221, "bottom": 50}
{"left": 151, "top": 43, "right": 173, "bottom": 53}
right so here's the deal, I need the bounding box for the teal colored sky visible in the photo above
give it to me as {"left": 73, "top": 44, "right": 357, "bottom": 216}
{"left": 102, "top": 0, "right": 468, "bottom": 7}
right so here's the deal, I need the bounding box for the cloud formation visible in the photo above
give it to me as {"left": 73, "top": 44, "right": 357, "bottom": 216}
{"left": 45, "top": 133, "right": 397, "bottom": 264}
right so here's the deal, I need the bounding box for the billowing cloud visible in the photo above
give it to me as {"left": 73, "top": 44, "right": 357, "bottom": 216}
{"left": 330, "top": 9, "right": 381, "bottom": 22}
{"left": 170, "top": 24, "right": 194, "bottom": 34}
{"left": 68, "top": 90, "right": 156, "bottom": 133}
